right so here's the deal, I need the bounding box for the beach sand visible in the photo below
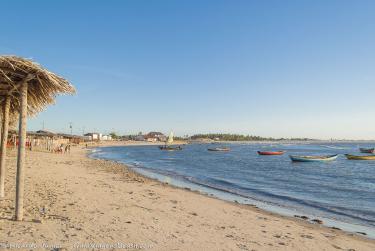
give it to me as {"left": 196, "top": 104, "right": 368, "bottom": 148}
{"left": 0, "top": 144, "right": 374, "bottom": 250}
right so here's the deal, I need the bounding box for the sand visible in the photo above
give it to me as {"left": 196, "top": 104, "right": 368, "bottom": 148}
{"left": 0, "top": 144, "right": 374, "bottom": 251}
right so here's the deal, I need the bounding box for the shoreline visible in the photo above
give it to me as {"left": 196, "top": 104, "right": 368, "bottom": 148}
{"left": 90, "top": 143, "right": 375, "bottom": 240}
{"left": 0, "top": 144, "right": 374, "bottom": 250}
{"left": 130, "top": 167, "right": 375, "bottom": 239}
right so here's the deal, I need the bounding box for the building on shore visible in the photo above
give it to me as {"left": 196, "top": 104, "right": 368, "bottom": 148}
{"left": 22, "top": 130, "right": 85, "bottom": 151}
{"left": 101, "top": 135, "right": 112, "bottom": 141}
{"left": 5, "top": 130, "right": 84, "bottom": 152}
{"left": 56, "top": 133, "right": 86, "bottom": 144}
{"left": 123, "top": 132, "right": 167, "bottom": 142}
{"left": 83, "top": 132, "right": 112, "bottom": 141}
{"left": 84, "top": 132, "right": 101, "bottom": 141}
{"left": 144, "top": 132, "right": 167, "bottom": 142}
{"left": 134, "top": 135, "right": 145, "bottom": 141}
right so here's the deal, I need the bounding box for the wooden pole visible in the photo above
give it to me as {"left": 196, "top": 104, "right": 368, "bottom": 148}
{"left": 15, "top": 81, "right": 28, "bottom": 221}
{"left": 0, "top": 96, "right": 10, "bottom": 198}
{"left": 0, "top": 117, "right": 2, "bottom": 144}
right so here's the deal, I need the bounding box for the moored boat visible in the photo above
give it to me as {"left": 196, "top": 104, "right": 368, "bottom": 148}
{"left": 208, "top": 147, "right": 230, "bottom": 152}
{"left": 159, "top": 145, "right": 182, "bottom": 151}
{"left": 159, "top": 132, "right": 182, "bottom": 151}
{"left": 257, "top": 151, "right": 285, "bottom": 155}
{"left": 345, "top": 154, "right": 375, "bottom": 160}
{"left": 290, "top": 154, "right": 338, "bottom": 162}
{"left": 359, "top": 148, "right": 374, "bottom": 153}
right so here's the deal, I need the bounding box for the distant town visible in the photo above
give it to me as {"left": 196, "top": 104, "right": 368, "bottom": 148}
{"left": 21, "top": 130, "right": 319, "bottom": 146}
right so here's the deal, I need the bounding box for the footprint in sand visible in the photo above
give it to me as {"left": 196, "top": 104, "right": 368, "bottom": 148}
{"left": 331, "top": 244, "right": 342, "bottom": 249}
{"left": 301, "top": 234, "right": 314, "bottom": 239}
{"left": 236, "top": 243, "right": 249, "bottom": 250}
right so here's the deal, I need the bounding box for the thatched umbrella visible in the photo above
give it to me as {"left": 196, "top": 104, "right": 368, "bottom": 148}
{"left": 0, "top": 55, "right": 75, "bottom": 220}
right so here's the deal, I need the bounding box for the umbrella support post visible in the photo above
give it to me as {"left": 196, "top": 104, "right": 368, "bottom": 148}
{"left": 15, "top": 82, "right": 28, "bottom": 221}
{"left": 0, "top": 96, "right": 10, "bottom": 198}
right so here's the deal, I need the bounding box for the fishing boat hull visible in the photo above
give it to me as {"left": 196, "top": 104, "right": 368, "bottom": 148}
{"left": 290, "top": 154, "right": 338, "bottom": 162}
{"left": 208, "top": 147, "right": 230, "bottom": 152}
{"left": 359, "top": 148, "right": 374, "bottom": 153}
{"left": 159, "top": 146, "right": 182, "bottom": 151}
{"left": 257, "top": 151, "right": 285, "bottom": 155}
{"left": 345, "top": 154, "right": 375, "bottom": 160}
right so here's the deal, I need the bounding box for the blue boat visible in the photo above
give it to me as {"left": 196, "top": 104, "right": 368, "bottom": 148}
{"left": 290, "top": 154, "right": 338, "bottom": 162}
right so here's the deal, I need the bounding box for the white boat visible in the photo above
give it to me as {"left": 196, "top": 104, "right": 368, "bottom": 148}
{"left": 290, "top": 154, "right": 338, "bottom": 162}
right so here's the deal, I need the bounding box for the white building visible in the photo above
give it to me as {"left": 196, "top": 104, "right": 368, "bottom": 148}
{"left": 84, "top": 132, "right": 102, "bottom": 141}
{"left": 101, "top": 135, "right": 113, "bottom": 141}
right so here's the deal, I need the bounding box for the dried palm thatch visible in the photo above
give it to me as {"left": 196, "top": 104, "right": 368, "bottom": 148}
{"left": 0, "top": 55, "right": 76, "bottom": 118}
{"left": 0, "top": 113, "right": 19, "bottom": 129}
{"left": 0, "top": 56, "right": 76, "bottom": 218}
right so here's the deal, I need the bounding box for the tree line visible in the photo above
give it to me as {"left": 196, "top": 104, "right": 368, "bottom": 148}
{"left": 190, "top": 134, "right": 314, "bottom": 141}
{"left": 110, "top": 132, "right": 314, "bottom": 142}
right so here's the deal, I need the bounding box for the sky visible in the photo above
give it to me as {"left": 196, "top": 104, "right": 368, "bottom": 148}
{"left": 1, "top": 0, "right": 375, "bottom": 139}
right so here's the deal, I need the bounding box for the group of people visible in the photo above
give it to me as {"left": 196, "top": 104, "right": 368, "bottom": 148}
{"left": 54, "top": 143, "right": 71, "bottom": 154}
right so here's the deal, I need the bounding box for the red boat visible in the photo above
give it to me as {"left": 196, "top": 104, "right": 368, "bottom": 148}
{"left": 257, "top": 151, "right": 285, "bottom": 155}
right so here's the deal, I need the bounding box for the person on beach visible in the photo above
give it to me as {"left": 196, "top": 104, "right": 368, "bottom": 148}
{"left": 58, "top": 144, "right": 64, "bottom": 154}
{"left": 65, "top": 144, "right": 71, "bottom": 153}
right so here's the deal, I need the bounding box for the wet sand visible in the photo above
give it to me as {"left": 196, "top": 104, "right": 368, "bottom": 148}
{"left": 0, "top": 144, "right": 374, "bottom": 250}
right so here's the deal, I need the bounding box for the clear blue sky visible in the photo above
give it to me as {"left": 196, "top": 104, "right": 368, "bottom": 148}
{"left": 1, "top": 0, "right": 375, "bottom": 139}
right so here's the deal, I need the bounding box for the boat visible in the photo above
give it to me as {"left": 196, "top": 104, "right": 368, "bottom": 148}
{"left": 359, "top": 148, "right": 374, "bottom": 153}
{"left": 159, "top": 132, "right": 182, "bottom": 151}
{"left": 345, "top": 154, "right": 375, "bottom": 160}
{"left": 208, "top": 147, "right": 230, "bottom": 152}
{"left": 257, "top": 151, "right": 285, "bottom": 155}
{"left": 159, "top": 145, "right": 182, "bottom": 151}
{"left": 290, "top": 154, "right": 338, "bottom": 162}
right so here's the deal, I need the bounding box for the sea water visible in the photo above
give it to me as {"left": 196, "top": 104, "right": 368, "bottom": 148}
{"left": 90, "top": 142, "right": 375, "bottom": 238}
